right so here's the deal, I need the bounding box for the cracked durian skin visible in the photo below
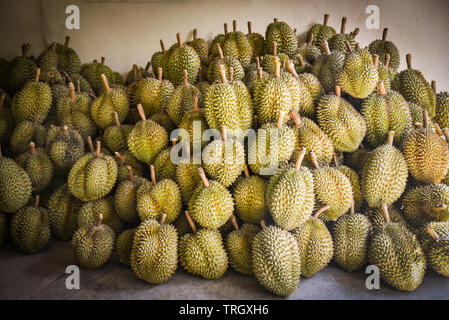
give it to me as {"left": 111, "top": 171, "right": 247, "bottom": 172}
{"left": 337, "top": 165, "right": 363, "bottom": 212}
{"left": 11, "top": 80, "right": 52, "bottom": 124}
{"left": 233, "top": 176, "right": 266, "bottom": 224}
{"left": 11, "top": 205, "right": 51, "bottom": 254}
{"left": 71, "top": 222, "right": 115, "bottom": 269}
{"left": 0, "top": 213, "right": 7, "bottom": 246}
{"left": 312, "top": 51, "right": 345, "bottom": 93}
{"left": 402, "top": 184, "right": 449, "bottom": 227}
{"left": 361, "top": 90, "right": 412, "bottom": 148}
{"left": 45, "top": 126, "right": 85, "bottom": 171}
{"left": 0, "top": 157, "right": 32, "bottom": 213}
{"left": 16, "top": 147, "right": 54, "bottom": 192}
{"left": 222, "top": 31, "right": 253, "bottom": 69}
{"left": 435, "top": 92, "right": 449, "bottom": 129}
{"left": 116, "top": 228, "right": 136, "bottom": 266}
{"left": 131, "top": 218, "right": 178, "bottom": 283}
{"left": 167, "top": 82, "right": 201, "bottom": 125}
{"left": 136, "top": 179, "right": 181, "bottom": 224}
{"left": 127, "top": 118, "right": 168, "bottom": 164}
{"left": 337, "top": 49, "right": 379, "bottom": 99}
{"left": 114, "top": 176, "right": 150, "bottom": 224}
{"left": 403, "top": 128, "right": 449, "bottom": 184}
{"left": 367, "top": 205, "right": 408, "bottom": 231}
{"left": 226, "top": 223, "right": 261, "bottom": 275}
{"left": 90, "top": 87, "right": 129, "bottom": 129}
{"left": 68, "top": 152, "right": 118, "bottom": 202}
{"left": 419, "top": 222, "right": 449, "bottom": 277}
{"left": 293, "top": 215, "right": 333, "bottom": 277}
{"left": 317, "top": 94, "right": 366, "bottom": 152}
{"left": 207, "top": 56, "right": 245, "bottom": 83}
{"left": 47, "top": 184, "right": 82, "bottom": 241}
{"left": 135, "top": 77, "right": 174, "bottom": 117}
{"left": 361, "top": 144, "right": 408, "bottom": 208}
{"left": 312, "top": 167, "right": 353, "bottom": 221}
{"left": 203, "top": 139, "right": 245, "bottom": 187}
{"left": 167, "top": 44, "right": 201, "bottom": 86}
{"left": 368, "top": 222, "right": 426, "bottom": 291}
{"left": 268, "top": 165, "right": 315, "bottom": 230}
{"left": 332, "top": 213, "right": 372, "bottom": 272}
{"left": 176, "top": 161, "right": 201, "bottom": 205}
{"left": 252, "top": 225, "right": 301, "bottom": 296}
{"left": 265, "top": 21, "right": 298, "bottom": 56}
{"left": 188, "top": 180, "right": 234, "bottom": 229}
{"left": 180, "top": 228, "right": 228, "bottom": 280}
{"left": 78, "top": 197, "right": 124, "bottom": 235}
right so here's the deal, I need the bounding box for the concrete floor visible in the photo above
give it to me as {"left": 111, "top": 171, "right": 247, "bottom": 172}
{"left": 0, "top": 239, "right": 448, "bottom": 300}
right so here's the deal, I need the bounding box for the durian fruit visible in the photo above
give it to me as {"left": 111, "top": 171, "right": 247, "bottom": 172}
{"left": 265, "top": 18, "right": 298, "bottom": 57}
{"left": 0, "top": 213, "right": 7, "bottom": 246}
{"left": 135, "top": 68, "right": 174, "bottom": 117}
{"left": 227, "top": 67, "right": 254, "bottom": 134}
{"left": 153, "top": 139, "right": 178, "bottom": 181}
{"left": 233, "top": 164, "right": 267, "bottom": 224}
{"left": 312, "top": 40, "right": 345, "bottom": 93}
{"left": 78, "top": 197, "right": 123, "bottom": 234}
{"left": 292, "top": 206, "right": 334, "bottom": 277}
{"left": 296, "top": 35, "right": 322, "bottom": 64}
{"left": 392, "top": 54, "right": 436, "bottom": 118}
{"left": 196, "top": 66, "right": 210, "bottom": 96}
{"left": 150, "top": 106, "right": 177, "bottom": 134}
{"left": 207, "top": 43, "right": 245, "bottom": 83}
{"left": 90, "top": 74, "right": 129, "bottom": 129}
{"left": 289, "top": 111, "right": 334, "bottom": 168}
{"left": 11, "top": 69, "right": 52, "bottom": 124}
{"left": 307, "top": 14, "right": 336, "bottom": 51}
{"left": 374, "top": 54, "right": 392, "bottom": 93}
{"left": 0, "top": 93, "right": 14, "bottom": 144}
{"left": 367, "top": 204, "right": 408, "bottom": 231}
{"left": 402, "top": 183, "right": 449, "bottom": 227}
{"left": 114, "top": 151, "right": 144, "bottom": 183}
{"left": 434, "top": 81, "right": 449, "bottom": 129}
{"left": 403, "top": 110, "right": 449, "bottom": 184}
{"left": 167, "top": 69, "right": 201, "bottom": 125}
{"left": 293, "top": 54, "right": 312, "bottom": 74}
{"left": 37, "top": 42, "right": 62, "bottom": 84}
{"left": 179, "top": 211, "right": 228, "bottom": 279}
{"left": 7, "top": 43, "right": 38, "bottom": 92}
{"left": 127, "top": 104, "right": 168, "bottom": 164}
{"left": 69, "top": 73, "right": 94, "bottom": 96}
{"left": 246, "top": 21, "right": 264, "bottom": 60}
{"left": 203, "top": 126, "right": 245, "bottom": 187}
{"left": 0, "top": 146, "right": 32, "bottom": 213}
{"left": 103, "top": 111, "right": 133, "bottom": 153}
{"left": 175, "top": 153, "right": 201, "bottom": 205}
{"left": 368, "top": 28, "right": 400, "bottom": 71}
{"left": 332, "top": 203, "right": 372, "bottom": 272}
{"left": 68, "top": 141, "right": 118, "bottom": 202}
{"left": 367, "top": 203, "right": 426, "bottom": 291}
{"left": 47, "top": 183, "right": 82, "bottom": 240}
{"left": 267, "top": 148, "right": 315, "bottom": 230}
{"left": 252, "top": 222, "right": 301, "bottom": 296}
{"left": 328, "top": 17, "right": 359, "bottom": 54}
{"left": 116, "top": 228, "right": 136, "bottom": 266}
{"left": 55, "top": 36, "right": 81, "bottom": 74}
{"left": 316, "top": 86, "right": 366, "bottom": 152}
{"left": 80, "top": 58, "right": 116, "bottom": 95}
{"left": 361, "top": 131, "right": 408, "bottom": 207}
{"left": 209, "top": 23, "right": 227, "bottom": 58}
{"left": 136, "top": 165, "right": 181, "bottom": 223}
{"left": 226, "top": 216, "right": 260, "bottom": 274}
{"left": 11, "top": 196, "right": 50, "bottom": 254}
{"left": 45, "top": 125, "right": 85, "bottom": 171}
{"left": 16, "top": 142, "right": 53, "bottom": 192}
{"left": 333, "top": 154, "right": 362, "bottom": 211}
{"left": 178, "top": 96, "right": 208, "bottom": 149}
{"left": 221, "top": 20, "right": 253, "bottom": 69}
{"left": 71, "top": 214, "right": 115, "bottom": 269}
{"left": 150, "top": 40, "right": 168, "bottom": 77}
{"left": 309, "top": 151, "right": 353, "bottom": 221}
{"left": 245, "top": 64, "right": 270, "bottom": 96}
{"left": 188, "top": 168, "right": 234, "bottom": 229}
{"left": 344, "top": 144, "right": 371, "bottom": 173}
{"left": 114, "top": 165, "right": 150, "bottom": 224}
{"left": 361, "top": 81, "right": 412, "bottom": 148}
{"left": 421, "top": 222, "right": 449, "bottom": 277}
{"left": 186, "top": 28, "right": 209, "bottom": 65}
{"left": 261, "top": 41, "right": 290, "bottom": 76}
{"left": 166, "top": 33, "right": 200, "bottom": 85}
{"left": 125, "top": 64, "right": 142, "bottom": 86}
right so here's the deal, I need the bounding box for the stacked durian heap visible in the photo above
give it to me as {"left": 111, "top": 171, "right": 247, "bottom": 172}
{"left": 0, "top": 15, "right": 448, "bottom": 297}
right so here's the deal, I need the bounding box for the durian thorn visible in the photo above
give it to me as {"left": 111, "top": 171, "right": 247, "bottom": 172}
{"left": 126, "top": 165, "right": 135, "bottom": 182}
{"left": 381, "top": 202, "right": 390, "bottom": 224}
{"left": 0, "top": 93, "right": 5, "bottom": 110}
{"left": 377, "top": 81, "right": 386, "bottom": 96}
{"left": 260, "top": 220, "right": 267, "bottom": 229}
{"left": 286, "top": 60, "right": 299, "bottom": 79}
{"left": 185, "top": 210, "right": 197, "bottom": 233}
{"left": 309, "top": 151, "right": 320, "bottom": 169}
{"left": 101, "top": 74, "right": 111, "bottom": 92}
{"left": 229, "top": 67, "right": 234, "bottom": 82}
{"left": 62, "top": 125, "right": 69, "bottom": 134}
{"left": 313, "top": 205, "right": 330, "bottom": 218}
{"left": 295, "top": 148, "right": 307, "bottom": 170}
{"left": 50, "top": 42, "right": 56, "bottom": 51}
{"left": 150, "top": 165, "right": 157, "bottom": 185}
{"left": 442, "top": 128, "right": 449, "bottom": 142}
{"left": 233, "top": 20, "right": 237, "bottom": 32}
{"left": 198, "top": 167, "right": 209, "bottom": 187}
{"left": 434, "top": 123, "right": 443, "bottom": 136}
{"left": 64, "top": 36, "right": 70, "bottom": 48}
{"left": 76, "top": 79, "right": 81, "bottom": 94}
{"left": 257, "top": 67, "right": 263, "bottom": 81}
{"left": 335, "top": 85, "right": 341, "bottom": 97}
{"left": 230, "top": 215, "right": 239, "bottom": 231}
{"left": 406, "top": 53, "right": 412, "bottom": 69}
{"left": 160, "top": 39, "right": 166, "bottom": 54}
{"left": 351, "top": 28, "right": 360, "bottom": 37}
{"left": 323, "top": 14, "right": 330, "bottom": 26}
{"left": 340, "top": 17, "right": 347, "bottom": 34}
{"left": 157, "top": 68, "right": 163, "bottom": 81}
{"left": 433, "top": 203, "right": 447, "bottom": 212}
{"left": 34, "top": 195, "right": 40, "bottom": 208}
{"left": 272, "top": 41, "right": 277, "bottom": 57}
{"left": 344, "top": 40, "right": 353, "bottom": 54}
{"left": 218, "top": 64, "right": 228, "bottom": 84}
{"left": 193, "top": 28, "right": 197, "bottom": 40}
{"left": 115, "top": 151, "right": 126, "bottom": 163}
{"left": 160, "top": 213, "right": 167, "bottom": 225}
{"left": 101, "top": 56, "right": 105, "bottom": 64}
{"left": 29, "top": 142, "right": 36, "bottom": 155}
{"left": 422, "top": 109, "right": 430, "bottom": 129}
{"left": 21, "top": 43, "right": 31, "bottom": 58}
{"left": 427, "top": 225, "right": 440, "bottom": 241}
{"left": 97, "top": 214, "right": 103, "bottom": 227}
{"left": 276, "top": 111, "right": 285, "bottom": 129}
{"left": 431, "top": 80, "right": 436, "bottom": 94}
{"left": 137, "top": 104, "right": 146, "bottom": 121}
{"left": 216, "top": 43, "right": 224, "bottom": 59}
{"left": 333, "top": 153, "right": 340, "bottom": 167}
{"left": 273, "top": 57, "right": 281, "bottom": 79}
{"left": 224, "top": 23, "right": 228, "bottom": 35}
{"left": 183, "top": 69, "right": 188, "bottom": 86}
{"left": 34, "top": 116, "right": 40, "bottom": 125}
{"left": 296, "top": 54, "right": 305, "bottom": 67}
{"left": 289, "top": 110, "right": 302, "bottom": 128}
{"left": 384, "top": 53, "right": 390, "bottom": 71}
{"left": 414, "top": 122, "right": 423, "bottom": 129}
{"left": 221, "top": 125, "right": 227, "bottom": 141}
{"left": 349, "top": 201, "right": 355, "bottom": 215}
{"left": 87, "top": 136, "right": 94, "bottom": 153}
{"left": 95, "top": 140, "right": 101, "bottom": 158}
{"left": 322, "top": 40, "right": 331, "bottom": 56}
{"left": 386, "top": 130, "right": 395, "bottom": 145}
{"left": 243, "top": 164, "right": 250, "bottom": 178}
{"left": 307, "top": 33, "right": 314, "bottom": 48}
{"left": 273, "top": 18, "right": 278, "bottom": 23}
{"left": 113, "top": 111, "right": 121, "bottom": 127}
{"left": 68, "top": 82, "right": 76, "bottom": 101}
{"left": 373, "top": 54, "right": 379, "bottom": 69}
{"left": 176, "top": 33, "right": 183, "bottom": 48}
{"left": 193, "top": 95, "right": 199, "bottom": 112}
{"left": 247, "top": 21, "right": 252, "bottom": 34}
{"left": 382, "top": 28, "right": 388, "bottom": 42}
{"left": 35, "top": 68, "right": 41, "bottom": 83}
{"left": 255, "top": 56, "right": 260, "bottom": 69}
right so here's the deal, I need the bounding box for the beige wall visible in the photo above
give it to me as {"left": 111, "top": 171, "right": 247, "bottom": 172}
{"left": 0, "top": 0, "right": 448, "bottom": 90}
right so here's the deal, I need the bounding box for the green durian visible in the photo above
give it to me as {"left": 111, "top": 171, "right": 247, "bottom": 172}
{"left": 221, "top": 21, "right": 253, "bottom": 68}
{"left": 166, "top": 33, "right": 201, "bottom": 85}
{"left": 103, "top": 111, "right": 133, "bottom": 153}
{"left": 46, "top": 125, "right": 85, "bottom": 171}
{"left": 265, "top": 19, "right": 298, "bottom": 57}
{"left": 55, "top": 36, "right": 81, "bottom": 74}
{"left": 116, "top": 228, "right": 136, "bottom": 267}
{"left": 7, "top": 43, "right": 38, "bottom": 92}
{"left": 246, "top": 21, "right": 265, "bottom": 60}
{"left": 368, "top": 28, "right": 400, "bottom": 71}
{"left": 37, "top": 42, "right": 62, "bottom": 84}
{"left": 186, "top": 28, "right": 209, "bottom": 65}
{"left": 16, "top": 142, "right": 53, "bottom": 192}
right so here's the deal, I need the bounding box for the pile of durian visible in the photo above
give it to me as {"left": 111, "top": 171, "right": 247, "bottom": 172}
{"left": 0, "top": 14, "right": 448, "bottom": 297}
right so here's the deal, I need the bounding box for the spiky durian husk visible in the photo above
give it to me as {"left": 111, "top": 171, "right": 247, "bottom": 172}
{"left": 81, "top": 61, "right": 115, "bottom": 95}
{"left": 10, "top": 120, "right": 47, "bottom": 155}
{"left": 233, "top": 176, "right": 266, "bottom": 224}
{"left": 222, "top": 31, "right": 252, "bottom": 68}
{"left": 296, "top": 73, "right": 323, "bottom": 118}
{"left": 368, "top": 39, "right": 400, "bottom": 71}
{"left": 435, "top": 92, "right": 449, "bottom": 129}
{"left": 204, "top": 82, "right": 241, "bottom": 131}
{"left": 0, "top": 213, "right": 7, "bottom": 246}
{"left": 366, "top": 205, "right": 408, "bottom": 231}
{"left": 167, "top": 83, "right": 201, "bottom": 125}
{"left": 90, "top": 88, "right": 129, "bottom": 129}
{"left": 337, "top": 165, "right": 363, "bottom": 211}
{"left": 328, "top": 33, "right": 357, "bottom": 54}
{"left": 296, "top": 42, "right": 322, "bottom": 64}
{"left": 247, "top": 32, "right": 265, "bottom": 59}
{"left": 307, "top": 24, "right": 336, "bottom": 51}
{"left": 419, "top": 222, "right": 449, "bottom": 277}
{"left": 7, "top": 56, "right": 37, "bottom": 92}
{"left": 127, "top": 119, "right": 168, "bottom": 164}
{"left": 37, "top": 47, "right": 62, "bottom": 84}
{"left": 226, "top": 223, "right": 260, "bottom": 274}
{"left": 178, "top": 110, "right": 208, "bottom": 149}
{"left": 11, "top": 81, "right": 52, "bottom": 124}
{"left": 153, "top": 147, "right": 177, "bottom": 181}
{"left": 117, "top": 228, "right": 136, "bottom": 267}
{"left": 166, "top": 45, "right": 200, "bottom": 86}
{"left": 115, "top": 151, "right": 144, "bottom": 182}
{"left": 114, "top": 175, "right": 149, "bottom": 224}
{"left": 135, "top": 78, "right": 174, "bottom": 117}
{"left": 16, "top": 147, "right": 54, "bottom": 192}
{"left": 176, "top": 161, "right": 201, "bottom": 205}
{"left": 46, "top": 126, "right": 84, "bottom": 171}
{"left": 187, "top": 38, "right": 209, "bottom": 65}
{"left": 0, "top": 157, "right": 32, "bottom": 213}
{"left": 55, "top": 43, "right": 81, "bottom": 75}
{"left": 312, "top": 51, "right": 345, "bottom": 93}
{"left": 103, "top": 124, "right": 133, "bottom": 153}
{"left": 265, "top": 21, "right": 298, "bottom": 56}
{"left": 57, "top": 94, "right": 97, "bottom": 139}
{"left": 78, "top": 197, "right": 124, "bottom": 235}
{"left": 207, "top": 56, "right": 245, "bottom": 82}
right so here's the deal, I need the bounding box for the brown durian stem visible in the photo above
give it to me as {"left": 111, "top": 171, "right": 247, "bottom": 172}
{"left": 113, "top": 111, "right": 121, "bottom": 127}
{"left": 65, "top": 36, "right": 70, "bottom": 48}
{"left": 198, "top": 168, "right": 209, "bottom": 188}
{"left": 198, "top": 67, "right": 203, "bottom": 82}
{"left": 221, "top": 125, "right": 227, "bottom": 141}
{"left": 115, "top": 151, "right": 126, "bottom": 164}
{"left": 35, "top": 68, "right": 41, "bottom": 83}
{"left": 307, "top": 33, "right": 314, "bottom": 49}
{"left": 126, "top": 165, "right": 135, "bottom": 182}
{"left": 185, "top": 210, "right": 197, "bottom": 233}
{"left": 385, "top": 53, "right": 391, "bottom": 71}
{"left": 68, "top": 82, "right": 76, "bottom": 101}
{"left": 274, "top": 57, "right": 280, "bottom": 78}
{"left": 386, "top": 130, "right": 395, "bottom": 145}
{"left": 382, "top": 28, "right": 388, "bottom": 42}
{"left": 257, "top": 67, "right": 263, "bottom": 80}
{"left": 216, "top": 43, "right": 224, "bottom": 59}
{"left": 323, "top": 14, "right": 330, "bottom": 26}
{"left": 177, "top": 33, "right": 183, "bottom": 48}
{"left": 290, "top": 110, "right": 303, "bottom": 128}
{"left": 276, "top": 111, "right": 285, "bottom": 129}
{"left": 247, "top": 21, "right": 252, "bottom": 34}
{"left": 333, "top": 153, "right": 340, "bottom": 168}
{"left": 160, "top": 213, "right": 167, "bottom": 225}
{"left": 22, "top": 43, "right": 31, "bottom": 58}
{"left": 193, "top": 96, "right": 199, "bottom": 112}
{"left": 406, "top": 54, "right": 412, "bottom": 69}
{"left": 309, "top": 151, "right": 320, "bottom": 169}
{"left": 313, "top": 205, "right": 330, "bottom": 218}
{"left": 286, "top": 60, "right": 299, "bottom": 79}
{"left": 50, "top": 42, "right": 56, "bottom": 51}
{"left": 87, "top": 136, "right": 94, "bottom": 153}
{"left": 442, "top": 128, "right": 449, "bottom": 142}
{"left": 433, "top": 203, "right": 447, "bottom": 212}
{"left": 340, "top": 17, "right": 347, "bottom": 34}
{"left": 243, "top": 164, "right": 250, "bottom": 178}
{"left": 351, "top": 28, "right": 360, "bottom": 37}
{"left": 322, "top": 40, "right": 331, "bottom": 56}
{"left": 381, "top": 202, "right": 390, "bottom": 224}
{"left": 295, "top": 148, "right": 307, "bottom": 170}
{"left": 160, "top": 40, "right": 166, "bottom": 54}
{"left": 150, "top": 165, "right": 157, "bottom": 185}
{"left": 230, "top": 215, "right": 239, "bottom": 231}
{"left": 233, "top": 20, "right": 237, "bottom": 32}
{"left": 97, "top": 214, "right": 103, "bottom": 227}
{"left": 355, "top": 43, "right": 360, "bottom": 50}
{"left": 296, "top": 54, "right": 305, "bottom": 67}
{"left": 224, "top": 23, "right": 228, "bottom": 35}
{"left": 273, "top": 41, "right": 277, "bottom": 57}
{"left": 157, "top": 68, "right": 163, "bottom": 81}
{"left": 423, "top": 109, "right": 429, "bottom": 129}
{"left": 294, "top": 28, "right": 297, "bottom": 34}
{"left": 256, "top": 56, "right": 260, "bottom": 69}
{"left": 373, "top": 54, "right": 379, "bottom": 69}
{"left": 335, "top": 85, "right": 341, "bottom": 97}
{"left": 145, "top": 61, "right": 151, "bottom": 72}
{"left": 273, "top": 18, "right": 278, "bottom": 23}
{"left": 61, "top": 70, "right": 72, "bottom": 83}
{"left": 29, "top": 142, "right": 36, "bottom": 155}
{"left": 431, "top": 80, "right": 436, "bottom": 94}
{"left": 95, "top": 140, "right": 101, "bottom": 158}
{"left": 434, "top": 123, "right": 443, "bottom": 136}
{"left": 260, "top": 220, "right": 267, "bottom": 229}
{"left": 183, "top": 69, "right": 188, "bottom": 86}
{"left": 218, "top": 64, "right": 228, "bottom": 84}
{"left": 344, "top": 40, "right": 353, "bottom": 54}
{"left": 137, "top": 104, "right": 146, "bottom": 121}
{"left": 35, "top": 195, "right": 40, "bottom": 208}
{"left": 427, "top": 225, "right": 440, "bottom": 241}
{"left": 377, "top": 81, "right": 386, "bottom": 96}
{"left": 193, "top": 28, "right": 197, "bottom": 40}
{"left": 229, "top": 67, "right": 234, "bottom": 82}
{"left": 101, "top": 56, "right": 105, "bottom": 64}
{"left": 0, "top": 145, "right": 2, "bottom": 158}
{"left": 132, "top": 64, "right": 138, "bottom": 78}
{"left": 101, "top": 74, "right": 111, "bottom": 92}
{"left": 349, "top": 201, "right": 355, "bottom": 215}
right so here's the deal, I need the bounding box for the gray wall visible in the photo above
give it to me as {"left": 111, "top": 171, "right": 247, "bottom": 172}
{"left": 0, "top": 0, "right": 448, "bottom": 90}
